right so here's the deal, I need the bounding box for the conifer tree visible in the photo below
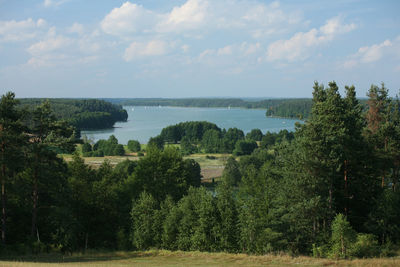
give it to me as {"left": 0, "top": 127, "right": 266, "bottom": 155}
{"left": 0, "top": 92, "right": 26, "bottom": 244}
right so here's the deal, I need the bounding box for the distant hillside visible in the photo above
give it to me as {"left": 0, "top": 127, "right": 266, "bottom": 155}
{"left": 19, "top": 98, "right": 128, "bottom": 130}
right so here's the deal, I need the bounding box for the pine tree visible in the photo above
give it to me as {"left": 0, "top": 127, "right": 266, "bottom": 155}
{"left": 0, "top": 92, "right": 26, "bottom": 244}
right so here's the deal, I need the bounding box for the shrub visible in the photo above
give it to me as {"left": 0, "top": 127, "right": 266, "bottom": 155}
{"left": 349, "top": 234, "right": 379, "bottom": 258}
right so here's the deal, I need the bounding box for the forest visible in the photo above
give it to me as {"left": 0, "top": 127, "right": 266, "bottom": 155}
{"left": 0, "top": 81, "right": 400, "bottom": 260}
{"left": 110, "top": 98, "right": 313, "bottom": 119}
{"left": 18, "top": 98, "right": 128, "bottom": 130}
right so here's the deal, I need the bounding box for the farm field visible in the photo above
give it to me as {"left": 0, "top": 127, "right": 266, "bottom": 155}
{"left": 1, "top": 250, "right": 399, "bottom": 267}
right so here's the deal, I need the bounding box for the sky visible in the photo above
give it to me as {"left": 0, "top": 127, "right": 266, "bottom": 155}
{"left": 0, "top": 0, "right": 399, "bottom": 98}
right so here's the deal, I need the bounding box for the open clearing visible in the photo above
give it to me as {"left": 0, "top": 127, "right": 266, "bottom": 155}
{"left": 61, "top": 152, "right": 228, "bottom": 180}
{"left": 1, "top": 250, "right": 400, "bottom": 267}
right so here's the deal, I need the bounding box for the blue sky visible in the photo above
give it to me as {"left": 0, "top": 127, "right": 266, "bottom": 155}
{"left": 0, "top": 0, "right": 399, "bottom": 98}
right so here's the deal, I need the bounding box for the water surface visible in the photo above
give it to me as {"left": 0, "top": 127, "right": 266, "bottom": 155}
{"left": 81, "top": 106, "right": 301, "bottom": 144}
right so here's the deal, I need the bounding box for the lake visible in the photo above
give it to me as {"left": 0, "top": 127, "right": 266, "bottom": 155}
{"left": 81, "top": 106, "right": 302, "bottom": 144}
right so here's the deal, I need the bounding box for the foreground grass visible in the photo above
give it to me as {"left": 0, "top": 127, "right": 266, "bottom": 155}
{"left": 1, "top": 250, "right": 400, "bottom": 267}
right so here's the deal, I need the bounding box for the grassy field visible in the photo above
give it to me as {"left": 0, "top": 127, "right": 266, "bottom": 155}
{"left": 61, "top": 151, "right": 229, "bottom": 180}
{"left": 1, "top": 250, "right": 400, "bottom": 267}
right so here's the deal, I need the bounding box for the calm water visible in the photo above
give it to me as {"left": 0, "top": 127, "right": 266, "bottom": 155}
{"left": 81, "top": 106, "right": 301, "bottom": 144}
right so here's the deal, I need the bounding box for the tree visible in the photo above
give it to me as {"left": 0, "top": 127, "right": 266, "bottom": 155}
{"left": 330, "top": 214, "right": 356, "bottom": 258}
{"left": 127, "top": 140, "right": 141, "bottom": 152}
{"left": 201, "top": 129, "right": 221, "bottom": 153}
{"left": 131, "top": 147, "right": 201, "bottom": 202}
{"left": 180, "top": 136, "right": 197, "bottom": 155}
{"left": 81, "top": 142, "right": 92, "bottom": 153}
{"left": 131, "top": 191, "right": 157, "bottom": 249}
{"left": 221, "top": 157, "right": 241, "bottom": 187}
{"left": 0, "top": 92, "right": 26, "bottom": 244}
{"left": 148, "top": 135, "right": 164, "bottom": 150}
{"left": 113, "top": 144, "right": 125, "bottom": 156}
{"left": 246, "top": 129, "right": 263, "bottom": 141}
{"left": 233, "top": 140, "right": 258, "bottom": 156}
{"left": 215, "top": 180, "right": 238, "bottom": 251}
{"left": 28, "top": 100, "right": 75, "bottom": 240}
{"left": 221, "top": 128, "right": 244, "bottom": 153}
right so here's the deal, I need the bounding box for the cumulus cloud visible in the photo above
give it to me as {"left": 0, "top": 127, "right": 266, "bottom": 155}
{"left": 26, "top": 27, "right": 101, "bottom": 67}
{"left": 267, "top": 16, "right": 356, "bottom": 62}
{"left": 28, "top": 35, "right": 72, "bottom": 56}
{"left": 100, "top": 0, "right": 303, "bottom": 39}
{"left": 100, "top": 2, "right": 156, "bottom": 36}
{"left": 124, "top": 40, "right": 169, "bottom": 61}
{"left": 157, "top": 0, "right": 208, "bottom": 32}
{"left": 68, "top": 23, "right": 84, "bottom": 35}
{"left": 342, "top": 36, "right": 400, "bottom": 68}
{"left": 0, "top": 18, "right": 46, "bottom": 42}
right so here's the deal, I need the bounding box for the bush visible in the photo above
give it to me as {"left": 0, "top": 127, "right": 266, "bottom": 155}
{"left": 349, "top": 234, "right": 379, "bottom": 258}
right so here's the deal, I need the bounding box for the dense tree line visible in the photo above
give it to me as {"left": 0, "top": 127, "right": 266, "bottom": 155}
{"left": 112, "top": 98, "right": 314, "bottom": 119}
{"left": 1, "top": 82, "right": 400, "bottom": 259}
{"left": 0, "top": 93, "right": 201, "bottom": 253}
{"left": 129, "top": 82, "right": 400, "bottom": 257}
{"left": 19, "top": 99, "right": 128, "bottom": 130}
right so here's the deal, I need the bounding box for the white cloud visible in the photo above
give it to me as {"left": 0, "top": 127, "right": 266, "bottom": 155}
{"left": 181, "top": 44, "right": 190, "bottom": 53}
{"left": 358, "top": 40, "right": 392, "bottom": 63}
{"left": 43, "top": 0, "right": 68, "bottom": 8}
{"left": 0, "top": 18, "right": 46, "bottom": 42}
{"left": 68, "top": 23, "right": 84, "bottom": 35}
{"left": 100, "top": 2, "right": 156, "bottom": 36}
{"left": 28, "top": 36, "right": 72, "bottom": 56}
{"left": 217, "top": 45, "right": 233, "bottom": 56}
{"left": 100, "top": 0, "right": 303, "bottom": 40}
{"left": 124, "top": 40, "right": 169, "bottom": 61}
{"left": 267, "top": 16, "right": 356, "bottom": 62}
{"left": 157, "top": 0, "right": 208, "bottom": 32}
{"left": 26, "top": 29, "right": 101, "bottom": 67}
{"left": 342, "top": 36, "right": 400, "bottom": 69}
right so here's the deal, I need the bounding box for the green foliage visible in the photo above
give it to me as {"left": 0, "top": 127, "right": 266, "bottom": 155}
{"left": 246, "top": 129, "right": 263, "bottom": 141}
{"left": 350, "top": 234, "right": 379, "bottom": 258}
{"left": 221, "top": 128, "right": 244, "bottom": 153}
{"left": 215, "top": 181, "right": 238, "bottom": 252}
{"left": 131, "top": 192, "right": 157, "bottom": 250}
{"left": 233, "top": 140, "right": 258, "bottom": 156}
{"left": 148, "top": 135, "right": 164, "bottom": 150}
{"left": 180, "top": 136, "right": 197, "bottom": 155}
{"left": 81, "top": 142, "right": 92, "bottom": 153}
{"left": 260, "top": 130, "right": 294, "bottom": 149}
{"left": 127, "top": 140, "right": 141, "bottom": 152}
{"left": 131, "top": 147, "right": 201, "bottom": 202}
{"left": 201, "top": 129, "right": 221, "bottom": 153}
{"left": 88, "top": 135, "right": 125, "bottom": 157}
{"left": 19, "top": 98, "right": 128, "bottom": 131}
{"left": 330, "top": 214, "right": 356, "bottom": 258}
{"left": 118, "top": 98, "right": 315, "bottom": 119}
{"left": 221, "top": 157, "right": 241, "bottom": 186}
{"left": 160, "top": 121, "right": 220, "bottom": 144}
{"left": 2, "top": 86, "right": 400, "bottom": 257}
